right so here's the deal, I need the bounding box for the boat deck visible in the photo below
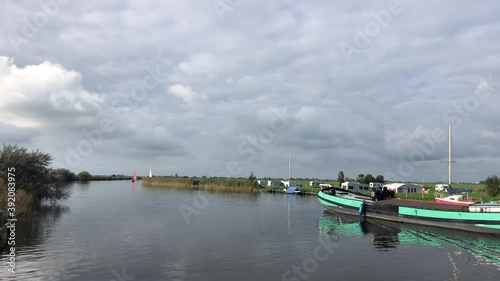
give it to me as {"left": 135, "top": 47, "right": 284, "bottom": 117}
{"left": 374, "top": 199, "right": 468, "bottom": 212}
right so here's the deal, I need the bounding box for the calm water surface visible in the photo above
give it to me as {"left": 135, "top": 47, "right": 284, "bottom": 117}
{"left": 1, "top": 181, "right": 499, "bottom": 281}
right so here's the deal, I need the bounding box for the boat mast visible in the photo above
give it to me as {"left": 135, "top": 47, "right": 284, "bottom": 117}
{"left": 288, "top": 154, "right": 291, "bottom": 185}
{"left": 448, "top": 123, "right": 452, "bottom": 185}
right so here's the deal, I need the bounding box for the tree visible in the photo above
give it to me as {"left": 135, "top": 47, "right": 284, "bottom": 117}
{"left": 53, "top": 168, "right": 77, "bottom": 182}
{"left": 0, "top": 144, "right": 70, "bottom": 203}
{"left": 485, "top": 175, "right": 500, "bottom": 198}
{"left": 356, "top": 173, "right": 365, "bottom": 183}
{"left": 248, "top": 172, "right": 256, "bottom": 183}
{"left": 363, "top": 174, "right": 376, "bottom": 184}
{"left": 337, "top": 171, "right": 345, "bottom": 184}
{"left": 77, "top": 171, "right": 92, "bottom": 181}
{"left": 376, "top": 175, "right": 385, "bottom": 183}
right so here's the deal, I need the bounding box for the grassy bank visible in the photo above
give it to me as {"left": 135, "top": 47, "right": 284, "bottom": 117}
{"left": 142, "top": 177, "right": 259, "bottom": 193}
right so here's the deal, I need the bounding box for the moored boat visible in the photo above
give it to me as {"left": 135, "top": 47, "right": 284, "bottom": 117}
{"left": 317, "top": 187, "right": 500, "bottom": 234}
{"left": 435, "top": 194, "right": 479, "bottom": 206}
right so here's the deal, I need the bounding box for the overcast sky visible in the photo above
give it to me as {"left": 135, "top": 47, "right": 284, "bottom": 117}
{"left": 1, "top": 0, "right": 499, "bottom": 182}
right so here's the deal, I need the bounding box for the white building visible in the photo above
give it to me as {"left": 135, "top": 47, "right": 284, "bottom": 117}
{"left": 310, "top": 180, "right": 320, "bottom": 187}
{"left": 384, "top": 183, "right": 423, "bottom": 194}
{"left": 282, "top": 180, "right": 304, "bottom": 188}
{"left": 257, "top": 180, "right": 268, "bottom": 187}
{"left": 319, "top": 183, "right": 333, "bottom": 189}
{"left": 435, "top": 184, "right": 449, "bottom": 192}
{"left": 267, "top": 180, "right": 283, "bottom": 187}
{"left": 340, "top": 181, "right": 370, "bottom": 192}
{"left": 369, "top": 182, "right": 384, "bottom": 188}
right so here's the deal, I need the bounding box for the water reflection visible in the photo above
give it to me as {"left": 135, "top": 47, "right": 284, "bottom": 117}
{"left": 0, "top": 205, "right": 69, "bottom": 253}
{"left": 318, "top": 212, "right": 500, "bottom": 267}
{"left": 318, "top": 213, "right": 400, "bottom": 251}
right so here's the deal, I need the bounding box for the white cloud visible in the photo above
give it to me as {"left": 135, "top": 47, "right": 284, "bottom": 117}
{"left": 167, "top": 84, "right": 208, "bottom": 105}
{"left": 0, "top": 57, "right": 103, "bottom": 127}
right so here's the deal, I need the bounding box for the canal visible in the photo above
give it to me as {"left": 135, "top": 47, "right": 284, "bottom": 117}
{"left": 1, "top": 181, "right": 499, "bottom": 280}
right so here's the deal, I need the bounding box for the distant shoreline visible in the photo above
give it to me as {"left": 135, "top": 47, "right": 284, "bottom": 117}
{"left": 141, "top": 177, "right": 320, "bottom": 195}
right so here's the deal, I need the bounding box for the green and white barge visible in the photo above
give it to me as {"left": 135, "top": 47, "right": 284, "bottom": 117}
{"left": 318, "top": 188, "right": 500, "bottom": 234}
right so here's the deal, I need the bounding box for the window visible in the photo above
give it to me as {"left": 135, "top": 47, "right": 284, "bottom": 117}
{"left": 348, "top": 186, "right": 353, "bottom": 190}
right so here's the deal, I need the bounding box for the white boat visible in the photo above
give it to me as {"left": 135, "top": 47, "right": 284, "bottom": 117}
{"left": 435, "top": 194, "right": 479, "bottom": 206}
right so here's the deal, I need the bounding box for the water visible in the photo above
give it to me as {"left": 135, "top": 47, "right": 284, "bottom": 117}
{"left": 1, "top": 181, "right": 499, "bottom": 280}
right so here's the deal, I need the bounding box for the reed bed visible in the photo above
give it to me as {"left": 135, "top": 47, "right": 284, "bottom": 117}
{"left": 141, "top": 177, "right": 259, "bottom": 193}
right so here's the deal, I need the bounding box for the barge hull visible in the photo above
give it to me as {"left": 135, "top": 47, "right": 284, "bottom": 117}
{"left": 318, "top": 192, "right": 500, "bottom": 235}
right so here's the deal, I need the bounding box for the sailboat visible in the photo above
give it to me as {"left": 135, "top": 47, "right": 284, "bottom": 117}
{"left": 435, "top": 124, "right": 478, "bottom": 206}
{"left": 284, "top": 154, "right": 303, "bottom": 195}
{"left": 131, "top": 170, "right": 137, "bottom": 182}
{"left": 149, "top": 169, "right": 152, "bottom": 177}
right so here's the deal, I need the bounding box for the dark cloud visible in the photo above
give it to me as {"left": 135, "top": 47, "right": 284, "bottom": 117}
{"left": 1, "top": 0, "right": 499, "bottom": 181}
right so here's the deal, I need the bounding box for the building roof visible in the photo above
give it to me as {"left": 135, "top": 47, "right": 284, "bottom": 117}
{"left": 384, "top": 183, "right": 422, "bottom": 189}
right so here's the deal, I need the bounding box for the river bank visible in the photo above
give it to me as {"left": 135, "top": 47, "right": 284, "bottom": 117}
{"left": 141, "top": 177, "right": 500, "bottom": 201}
{"left": 141, "top": 177, "right": 320, "bottom": 195}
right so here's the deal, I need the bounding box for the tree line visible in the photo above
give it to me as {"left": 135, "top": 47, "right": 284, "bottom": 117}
{"left": 336, "top": 170, "right": 385, "bottom": 185}
{"left": 51, "top": 169, "right": 135, "bottom": 182}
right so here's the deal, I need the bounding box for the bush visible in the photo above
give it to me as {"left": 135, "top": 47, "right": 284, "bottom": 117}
{"left": 485, "top": 175, "right": 500, "bottom": 198}
{"left": 0, "top": 144, "right": 70, "bottom": 204}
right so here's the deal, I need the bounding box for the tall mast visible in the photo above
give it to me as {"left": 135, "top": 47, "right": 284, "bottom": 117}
{"left": 448, "top": 123, "right": 452, "bottom": 185}
{"left": 288, "top": 154, "right": 291, "bottom": 184}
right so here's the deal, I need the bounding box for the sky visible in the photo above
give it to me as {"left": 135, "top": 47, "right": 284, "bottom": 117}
{"left": 1, "top": 0, "right": 499, "bottom": 183}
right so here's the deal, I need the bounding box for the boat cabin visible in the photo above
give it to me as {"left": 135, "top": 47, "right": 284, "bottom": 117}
{"left": 469, "top": 202, "right": 500, "bottom": 213}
